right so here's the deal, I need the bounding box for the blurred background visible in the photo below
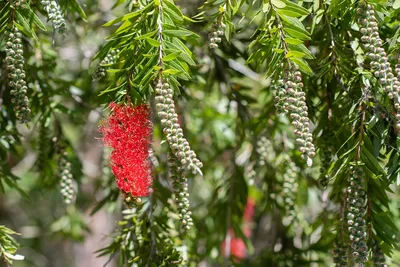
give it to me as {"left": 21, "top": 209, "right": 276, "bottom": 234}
{"left": 1, "top": 0, "right": 400, "bottom": 267}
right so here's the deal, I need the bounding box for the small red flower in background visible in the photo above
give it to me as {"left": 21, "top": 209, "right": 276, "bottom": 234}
{"left": 221, "top": 229, "right": 247, "bottom": 261}
{"left": 221, "top": 197, "right": 256, "bottom": 262}
{"left": 99, "top": 102, "right": 153, "bottom": 197}
{"left": 243, "top": 197, "right": 256, "bottom": 223}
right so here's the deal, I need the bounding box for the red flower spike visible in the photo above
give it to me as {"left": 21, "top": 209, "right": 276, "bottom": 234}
{"left": 221, "top": 197, "right": 256, "bottom": 261}
{"left": 243, "top": 197, "right": 256, "bottom": 223}
{"left": 99, "top": 102, "right": 153, "bottom": 197}
{"left": 221, "top": 229, "right": 247, "bottom": 261}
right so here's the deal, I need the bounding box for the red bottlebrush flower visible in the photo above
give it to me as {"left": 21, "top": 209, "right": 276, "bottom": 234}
{"left": 99, "top": 102, "right": 153, "bottom": 197}
{"left": 243, "top": 197, "right": 256, "bottom": 223}
{"left": 221, "top": 229, "right": 247, "bottom": 261}
{"left": 220, "top": 198, "right": 256, "bottom": 262}
{"left": 229, "top": 238, "right": 247, "bottom": 260}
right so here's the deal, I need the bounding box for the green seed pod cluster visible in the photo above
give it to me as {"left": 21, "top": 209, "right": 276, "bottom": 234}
{"left": 256, "top": 136, "right": 275, "bottom": 166}
{"left": 395, "top": 62, "right": 400, "bottom": 79}
{"left": 9, "top": 0, "right": 26, "bottom": 8}
{"left": 282, "top": 161, "right": 298, "bottom": 222}
{"left": 92, "top": 50, "right": 120, "bottom": 81}
{"left": 155, "top": 78, "right": 203, "bottom": 175}
{"left": 274, "top": 65, "right": 315, "bottom": 166}
{"left": 5, "top": 28, "right": 30, "bottom": 123}
{"left": 59, "top": 151, "right": 76, "bottom": 204}
{"left": 168, "top": 152, "right": 193, "bottom": 231}
{"left": 372, "top": 241, "right": 387, "bottom": 267}
{"left": 346, "top": 167, "right": 368, "bottom": 264}
{"left": 273, "top": 79, "right": 287, "bottom": 114}
{"left": 41, "top": 1, "right": 66, "bottom": 33}
{"left": 358, "top": 3, "right": 400, "bottom": 131}
{"left": 208, "top": 19, "right": 225, "bottom": 49}
{"left": 333, "top": 241, "right": 348, "bottom": 267}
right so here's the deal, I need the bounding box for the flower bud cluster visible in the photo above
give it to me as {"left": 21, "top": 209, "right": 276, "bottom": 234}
{"left": 358, "top": 3, "right": 400, "bottom": 131}
{"left": 41, "top": 1, "right": 66, "bottom": 33}
{"left": 282, "top": 161, "right": 298, "bottom": 222}
{"left": 209, "top": 19, "right": 225, "bottom": 49}
{"left": 9, "top": 0, "right": 26, "bottom": 8}
{"left": 168, "top": 153, "right": 193, "bottom": 231}
{"left": 333, "top": 241, "right": 348, "bottom": 267}
{"left": 155, "top": 79, "right": 203, "bottom": 174}
{"left": 59, "top": 151, "right": 76, "bottom": 204}
{"left": 273, "top": 65, "right": 315, "bottom": 166}
{"left": 256, "top": 136, "right": 275, "bottom": 166}
{"left": 372, "top": 241, "right": 387, "bottom": 267}
{"left": 93, "top": 50, "right": 120, "bottom": 81}
{"left": 5, "top": 28, "right": 30, "bottom": 123}
{"left": 346, "top": 167, "right": 368, "bottom": 264}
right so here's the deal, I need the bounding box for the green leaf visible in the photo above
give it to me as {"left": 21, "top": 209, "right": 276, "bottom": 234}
{"left": 112, "top": 0, "right": 126, "bottom": 8}
{"left": 69, "top": 0, "right": 87, "bottom": 20}
{"left": 263, "top": 3, "right": 270, "bottom": 13}
{"left": 163, "top": 51, "right": 181, "bottom": 61}
{"left": 146, "top": 38, "right": 161, "bottom": 47}
{"left": 283, "top": 0, "right": 310, "bottom": 16}
{"left": 276, "top": 1, "right": 310, "bottom": 18}
{"left": 164, "top": 41, "right": 195, "bottom": 66}
{"left": 288, "top": 43, "right": 314, "bottom": 59}
{"left": 163, "top": 28, "right": 199, "bottom": 38}
{"left": 14, "top": 11, "right": 38, "bottom": 41}
{"left": 271, "top": 0, "right": 286, "bottom": 8}
{"left": 276, "top": 8, "right": 304, "bottom": 17}
{"left": 389, "top": 26, "right": 400, "bottom": 50}
{"left": 135, "top": 30, "right": 158, "bottom": 40}
{"left": 273, "top": 48, "right": 284, "bottom": 53}
{"left": 313, "top": 0, "right": 320, "bottom": 11}
{"left": 394, "top": 0, "right": 400, "bottom": 9}
{"left": 183, "top": 15, "right": 198, "bottom": 23}
{"left": 285, "top": 50, "right": 307, "bottom": 58}
{"left": 290, "top": 57, "right": 313, "bottom": 75}
{"left": 285, "top": 38, "right": 303, "bottom": 44}
{"left": 362, "top": 148, "right": 386, "bottom": 176}
{"left": 115, "top": 20, "right": 134, "bottom": 34}
{"left": 103, "top": 12, "right": 140, "bottom": 27}
{"left": 99, "top": 81, "right": 127, "bottom": 96}
{"left": 279, "top": 14, "right": 307, "bottom": 30}
{"left": 163, "top": 69, "right": 181, "bottom": 75}
{"left": 163, "top": 0, "right": 183, "bottom": 22}
{"left": 284, "top": 27, "right": 310, "bottom": 40}
{"left": 18, "top": 7, "right": 47, "bottom": 31}
{"left": 103, "top": 3, "right": 154, "bottom": 27}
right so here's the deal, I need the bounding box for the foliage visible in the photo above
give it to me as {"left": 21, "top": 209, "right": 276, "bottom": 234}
{"left": 0, "top": 0, "right": 400, "bottom": 266}
{"left": 0, "top": 225, "right": 24, "bottom": 266}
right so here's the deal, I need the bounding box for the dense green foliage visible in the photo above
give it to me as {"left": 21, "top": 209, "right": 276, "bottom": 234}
{"left": 1, "top": 0, "right": 400, "bottom": 266}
